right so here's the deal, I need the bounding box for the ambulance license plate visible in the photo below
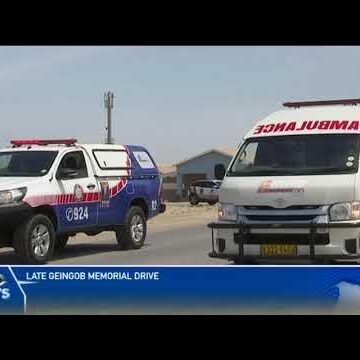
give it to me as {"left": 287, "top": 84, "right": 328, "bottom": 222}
{"left": 260, "top": 244, "right": 297, "bottom": 256}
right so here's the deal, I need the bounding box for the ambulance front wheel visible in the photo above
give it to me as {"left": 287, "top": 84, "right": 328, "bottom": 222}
{"left": 13, "top": 214, "right": 56, "bottom": 265}
{"left": 116, "top": 206, "right": 147, "bottom": 250}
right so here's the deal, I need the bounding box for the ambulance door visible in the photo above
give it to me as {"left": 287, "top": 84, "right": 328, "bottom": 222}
{"left": 54, "top": 150, "right": 100, "bottom": 232}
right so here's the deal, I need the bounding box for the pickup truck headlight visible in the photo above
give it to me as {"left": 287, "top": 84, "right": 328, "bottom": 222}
{"left": 218, "top": 203, "right": 237, "bottom": 221}
{"left": 329, "top": 201, "right": 360, "bottom": 221}
{"left": 0, "top": 187, "right": 27, "bottom": 204}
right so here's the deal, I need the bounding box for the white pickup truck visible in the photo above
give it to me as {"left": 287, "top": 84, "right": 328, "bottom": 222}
{"left": 0, "top": 139, "right": 165, "bottom": 264}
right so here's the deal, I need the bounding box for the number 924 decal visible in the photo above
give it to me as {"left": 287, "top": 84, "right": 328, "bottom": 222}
{"left": 65, "top": 207, "right": 89, "bottom": 222}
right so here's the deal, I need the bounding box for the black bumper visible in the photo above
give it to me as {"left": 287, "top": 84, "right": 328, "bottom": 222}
{"left": 0, "top": 202, "right": 32, "bottom": 228}
{"left": 207, "top": 221, "right": 360, "bottom": 261}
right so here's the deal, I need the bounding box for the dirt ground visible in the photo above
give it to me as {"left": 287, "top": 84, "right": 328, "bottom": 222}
{"left": 148, "top": 202, "right": 218, "bottom": 232}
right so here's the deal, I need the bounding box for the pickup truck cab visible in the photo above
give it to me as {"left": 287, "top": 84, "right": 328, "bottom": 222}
{"left": 0, "top": 139, "right": 166, "bottom": 264}
{"left": 188, "top": 180, "right": 222, "bottom": 205}
{"left": 208, "top": 98, "right": 360, "bottom": 264}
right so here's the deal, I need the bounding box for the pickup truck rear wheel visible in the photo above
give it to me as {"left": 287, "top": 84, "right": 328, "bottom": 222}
{"left": 13, "top": 214, "right": 56, "bottom": 265}
{"left": 189, "top": 194, "right": 199, "bottom": 206}
{"left": 55, "top": 235, "right": 69, "bottom": 252}
{"left": 116, "top": 206, "right": 147, "bottom": 250}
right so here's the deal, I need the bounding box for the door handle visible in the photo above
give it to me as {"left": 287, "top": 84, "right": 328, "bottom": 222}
{"left": 87, "top": 184, "right": 96, "bottom": 190}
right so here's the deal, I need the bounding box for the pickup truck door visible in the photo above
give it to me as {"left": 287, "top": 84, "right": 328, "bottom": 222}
{"left": 53, "top": 149, "right": 100, "bottom": 232}
{"left": 196, "top": 183, "right": 204, "bottom": 199}
{"left": 201, "top": 182, "right": 213, "bottom": 200}
{"left": 209, "top": 182, "right": 219, "bottom": 201}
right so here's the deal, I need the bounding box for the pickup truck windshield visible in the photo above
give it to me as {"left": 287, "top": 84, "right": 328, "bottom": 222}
{"left": 229, "top": 134, "right": 360, "bottom": 176}
{"left": 0, "top": 151, "right": 58, "bottom": 177}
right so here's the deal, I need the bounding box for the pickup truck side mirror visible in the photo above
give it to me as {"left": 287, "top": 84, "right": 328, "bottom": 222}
{"left": 56, "top": 168, "right": 79, "bottom": 180}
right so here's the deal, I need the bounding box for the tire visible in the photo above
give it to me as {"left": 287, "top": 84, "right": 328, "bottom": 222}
{"left": 13, "top": 214, "right": 56, "bottom": 265}
{"left": 116, "top": 206, "right": 147, "bottom": 250}
{"left": 55, "top": 235, "right": 69, "bottom": 252}
{"left": 208, "top": 201, "right": 217, "bottom": 205}
{"left": 189, "top": 194, "right": 199, "bottom": 206}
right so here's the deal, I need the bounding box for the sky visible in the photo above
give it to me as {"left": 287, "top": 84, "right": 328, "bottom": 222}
{"left": 1, "top": 46, "right": 360, "bottom": 164}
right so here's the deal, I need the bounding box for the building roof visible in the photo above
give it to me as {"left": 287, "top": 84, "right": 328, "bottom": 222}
{"left": 175, "top": 147, "right": 236, "bottom": 167}
{"left": 158, "top": 164, "right": 176, "bottom": 176}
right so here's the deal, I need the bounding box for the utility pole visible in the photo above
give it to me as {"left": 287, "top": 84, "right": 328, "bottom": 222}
{"left": 104, "top": 91, "right": 114, "bottom": 144}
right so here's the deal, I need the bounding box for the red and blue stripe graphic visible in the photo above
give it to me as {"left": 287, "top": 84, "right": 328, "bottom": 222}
{"left": 24, "top": 178, "right": 128, "bottom": 207}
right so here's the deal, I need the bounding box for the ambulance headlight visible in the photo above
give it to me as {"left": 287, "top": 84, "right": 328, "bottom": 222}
{"left": 329, "top": 201, "right": 360, "bottom": 221}
{"left": 0, "top": 187, "right": 27, "bottom": 204}
{"left": 218, "top": 203, "right": 237, "bottom": 221}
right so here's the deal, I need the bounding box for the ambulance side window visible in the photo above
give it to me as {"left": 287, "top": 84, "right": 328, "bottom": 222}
{"left": 57, "top": 151, "right": 88, "bottom": 179}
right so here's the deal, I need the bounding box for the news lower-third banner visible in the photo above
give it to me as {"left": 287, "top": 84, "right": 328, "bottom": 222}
{"left": 1, "top": 266, "right": 360, "bottom": 314}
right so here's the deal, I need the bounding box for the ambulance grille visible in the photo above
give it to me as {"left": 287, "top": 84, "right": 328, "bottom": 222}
{"left": 243, "top": 205, "right": 320, "bottom": 210}
{"left": 245, "top": 215, "right": 317, "bottom": 222}
{"left": 239, "top": 205, "right": 327, "bottom": 224}
{"left": 235, "top": 233, "right": 330, "bottom": 245}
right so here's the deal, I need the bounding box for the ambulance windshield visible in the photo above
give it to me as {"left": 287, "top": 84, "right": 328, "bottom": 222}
{"left": 0, "top": 151, "right": 58, "bottom": 177}
{"left": 229, "top": 134, "right": 360, "bottom": 176}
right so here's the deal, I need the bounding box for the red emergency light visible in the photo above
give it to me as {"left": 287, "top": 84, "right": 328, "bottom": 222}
{"left": 10, "top": 139, "right": 77, "bottom": 146}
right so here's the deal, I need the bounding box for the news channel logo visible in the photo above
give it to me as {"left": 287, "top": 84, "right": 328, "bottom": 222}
{"left": 0, "top": 274, "right": 10, "bottom": 300}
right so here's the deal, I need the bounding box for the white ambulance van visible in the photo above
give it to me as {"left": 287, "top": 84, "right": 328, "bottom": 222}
{"left": 208, "top": 98, "right": 360, "bottom": 264}
{"left": 0, "top": 139, "right": 165, "bottom": 264}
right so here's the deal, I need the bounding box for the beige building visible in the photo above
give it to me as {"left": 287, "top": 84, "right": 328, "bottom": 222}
{"left": 159, "top": 147, "right": 237, "bottom": 202}
{"left": 175, "top": 147, "right": 236, "bottom": 200}
{"left": 158, "top": 164, "right": 177, "bottom": 202}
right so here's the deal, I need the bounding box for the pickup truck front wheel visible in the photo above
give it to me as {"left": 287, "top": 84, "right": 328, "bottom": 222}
{"left": 116, "top": 206, "right": 147, "bottom": 250}
{"left": 13, "top": 214, "right": 56, "bottom": 265}
{"left": 189, "top": 194, "right": 199, "bottom": 206}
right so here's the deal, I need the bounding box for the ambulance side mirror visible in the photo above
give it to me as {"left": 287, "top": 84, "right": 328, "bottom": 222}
{"left": 214, "top": 164, "right": 226, "bottom": 180}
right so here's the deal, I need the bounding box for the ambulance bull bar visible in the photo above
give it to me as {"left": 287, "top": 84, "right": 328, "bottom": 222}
{"left": 207, "top": 221, "right": 360, "bottom": 261}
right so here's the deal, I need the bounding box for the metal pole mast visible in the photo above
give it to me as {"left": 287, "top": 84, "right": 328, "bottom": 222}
{"left": 104, "top": 91, "right": 114, "bottom": 144}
